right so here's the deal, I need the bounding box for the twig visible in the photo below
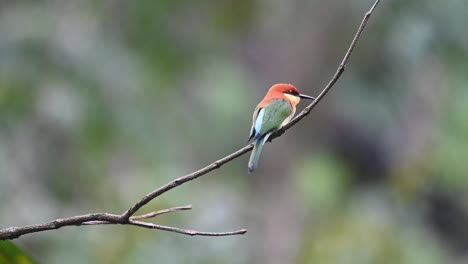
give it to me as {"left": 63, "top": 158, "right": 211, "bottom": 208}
{"left": 0, "top": 0, "right": 380, "bottom": 240}
{"left": 121, "top": 145, "right": 253, "bottom": 219}
{"left": 128, "top": 220, "right": 247, "bottom": 237}
{"left": 131, "top": 205, "right": 193, "bottom": 220}
{"left": 274, "top": 0, "right": 381, "bottom": 136}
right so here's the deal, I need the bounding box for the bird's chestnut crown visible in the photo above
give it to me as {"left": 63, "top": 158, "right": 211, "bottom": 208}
{"left": 268, "top": 83, "right": 315, "bottom": 101}
{"left": 270, "top": 83, "right": 300, "bottom": 96}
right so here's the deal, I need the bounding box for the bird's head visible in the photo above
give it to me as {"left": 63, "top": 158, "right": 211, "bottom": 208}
{"left": 269, "top": 83, "right": 315, "bottom": 105}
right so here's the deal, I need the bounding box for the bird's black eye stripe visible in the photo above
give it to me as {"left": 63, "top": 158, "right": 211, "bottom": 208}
{"left": 286, "top": 89, "right": 298, "bottom": 95}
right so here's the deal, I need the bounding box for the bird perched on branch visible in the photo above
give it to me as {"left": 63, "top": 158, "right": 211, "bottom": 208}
{"left": 247, "top": 83, "right": 315, "bottom": 173}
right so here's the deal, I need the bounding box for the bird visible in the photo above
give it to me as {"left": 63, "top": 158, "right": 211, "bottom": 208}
{"left": 247, "top": 83, "right": 315, "bottom": 173}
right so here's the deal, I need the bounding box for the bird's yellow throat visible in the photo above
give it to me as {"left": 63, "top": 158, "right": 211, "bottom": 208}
{"left": 284, "top": 93, "right": 300, "bottom": 106}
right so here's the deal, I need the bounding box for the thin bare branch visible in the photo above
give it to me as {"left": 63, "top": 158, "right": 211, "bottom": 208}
{"left": 273, "top": 0, "right": 381, "bottom": 137}
{"left": 121, "top": 145, "right": 253, "bottom": 219}
{"left": 128, "top": 220, "right": 247, "bottom": 237}
{"left": 0, "top": 0, "right": 380, "bottom": 240}
{"left": 131, "top": 205, "right": 193, "bottom": 220}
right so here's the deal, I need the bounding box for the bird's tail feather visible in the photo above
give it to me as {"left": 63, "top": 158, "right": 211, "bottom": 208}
{"left": 248, "top": 133, "right": 270, "bottom": 173}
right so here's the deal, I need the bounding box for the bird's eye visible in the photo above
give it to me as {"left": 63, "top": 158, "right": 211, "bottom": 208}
{"left": 287, "top": 89, "right": 298, "bottom": 95}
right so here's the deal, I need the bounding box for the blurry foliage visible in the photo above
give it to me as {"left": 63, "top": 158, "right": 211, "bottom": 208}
{"left": 1, "top": 0, "right": 468, "bottom": 263}
{"left": 0, "top": 241, "right": 36, "bottom": 264}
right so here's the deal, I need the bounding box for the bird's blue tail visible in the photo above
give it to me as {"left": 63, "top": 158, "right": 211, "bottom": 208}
{"left": 248, "top": 134, "right": 270, "bottom": 173}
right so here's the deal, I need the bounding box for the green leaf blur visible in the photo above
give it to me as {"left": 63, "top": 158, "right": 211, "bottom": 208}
{"left": 0, "top": 241, "right": 36, "bottom": 264}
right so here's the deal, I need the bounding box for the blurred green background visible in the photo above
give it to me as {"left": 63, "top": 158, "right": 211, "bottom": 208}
{"left": 1, "top": 0, "right": 468, "bottom": 263}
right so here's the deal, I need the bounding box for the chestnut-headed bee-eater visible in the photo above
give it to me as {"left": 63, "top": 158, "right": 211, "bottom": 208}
{"left": 247, "top": 83, "right": 315, "bottom": 173}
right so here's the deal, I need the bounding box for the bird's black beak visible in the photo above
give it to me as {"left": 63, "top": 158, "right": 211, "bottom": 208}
{"left": 299, "top": 94, "right": 315, "bottom": 100}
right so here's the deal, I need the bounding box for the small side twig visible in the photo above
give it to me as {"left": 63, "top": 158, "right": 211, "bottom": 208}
{"left": 128, "top": 220, "right": 247, "bottom": 237}
{"left": 0, "top": 0, "right": 380, "bottom": 241}
{"left": 131, "top": 205, "right": 193, "bottom": 220}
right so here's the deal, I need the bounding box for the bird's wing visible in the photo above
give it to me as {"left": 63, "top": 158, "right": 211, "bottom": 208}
{"left": 249, "top": 99, "right": 292, "bottom": 141}
{"left": 248, "top": 106, "right": 263, "bottom": 142}
{"left": 249, "top": 99, "right": 292, "bottom": 142}
{"left": 259, "top": 99, "right": 292, "bottom": 135}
